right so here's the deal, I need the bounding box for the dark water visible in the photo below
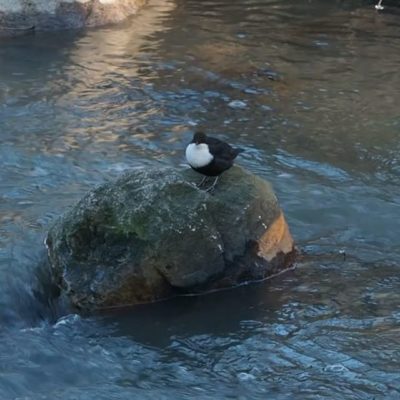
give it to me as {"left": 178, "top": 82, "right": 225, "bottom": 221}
{"left": 1, "top": 0, "right": 400, "bottom": 398}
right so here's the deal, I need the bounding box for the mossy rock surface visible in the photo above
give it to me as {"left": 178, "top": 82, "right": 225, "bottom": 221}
{"left": 46, "top": 166, "right": 295, "bottom": 311}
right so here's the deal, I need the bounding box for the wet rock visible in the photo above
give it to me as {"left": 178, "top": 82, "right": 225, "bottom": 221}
{"left": 228, "top": 100, "right": 247, "bottom": 109}
{"left": 46, "top": 166, "right": 296, "bottom": 311}
{"left": 0, "top": 25, "right": 35, "bottom": 37}
{"left": 255, "top": 68, "right": 281, "bottom": 81}
{"left": 0, "top": 0, "right": 146, "bottom": 33}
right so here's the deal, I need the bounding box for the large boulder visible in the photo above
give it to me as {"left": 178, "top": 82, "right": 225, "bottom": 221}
{"left": 46, "top": 166, "right": 296, "bottom": 311}
{"left": 0, "top": 0, "right": 146, "bottom": 34}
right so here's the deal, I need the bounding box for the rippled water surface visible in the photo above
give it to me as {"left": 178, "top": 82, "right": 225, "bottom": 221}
{"left": 1, "top": 0, "right": 400, "bottom": 398}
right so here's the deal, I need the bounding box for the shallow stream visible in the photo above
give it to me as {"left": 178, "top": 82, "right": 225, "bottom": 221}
{"left": 0, "top": 0, "right": 399, "bottom": 398}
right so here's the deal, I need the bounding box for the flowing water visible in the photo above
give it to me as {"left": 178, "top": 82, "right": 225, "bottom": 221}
{"left": 0, "top": 0, "right": 400, "bottom": 398}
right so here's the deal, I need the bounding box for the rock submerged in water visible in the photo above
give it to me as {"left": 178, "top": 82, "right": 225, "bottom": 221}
{"left": 46, "top": 166, "right": 296, "bottom": 311}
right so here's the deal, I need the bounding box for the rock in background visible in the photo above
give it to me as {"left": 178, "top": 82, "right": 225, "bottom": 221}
{"left": 46, "top": 166, "right": 296, "bottom": 311}
{"left": 0, "top": 0, "right": 146, "bottom": 33}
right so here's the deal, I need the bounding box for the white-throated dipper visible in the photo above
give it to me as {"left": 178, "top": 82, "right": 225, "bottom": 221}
{"left": 185, "top": 131, "right": 244, "bottom": 191}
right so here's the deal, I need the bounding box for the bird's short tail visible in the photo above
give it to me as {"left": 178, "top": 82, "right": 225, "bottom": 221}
{"left": 234, "top": 147, "right": 245, "bottom": 157}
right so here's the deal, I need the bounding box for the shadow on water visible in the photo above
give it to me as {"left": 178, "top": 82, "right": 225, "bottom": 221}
{"left": 100, "top": 277, "right": 290, "bottom": 347}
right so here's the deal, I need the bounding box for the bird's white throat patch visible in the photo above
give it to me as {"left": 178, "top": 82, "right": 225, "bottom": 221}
{"left": 185, "top": 143, "right": 213, "bottom": 168}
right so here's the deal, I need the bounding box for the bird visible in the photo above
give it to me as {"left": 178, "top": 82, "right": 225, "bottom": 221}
{"left": 185, "top": 131, "right": 244, "bottom": 192}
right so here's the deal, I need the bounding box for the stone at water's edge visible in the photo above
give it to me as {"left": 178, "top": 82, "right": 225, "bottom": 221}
{"left": 0, "top": 0, "right": 146, "bottom": 34}
{"left": 46, "top": 166, "right": 296, "bottom": 311}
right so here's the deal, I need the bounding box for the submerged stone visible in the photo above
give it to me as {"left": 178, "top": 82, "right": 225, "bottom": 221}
{"left": 228, "top": 100, "right": 247, "bottom": 109}
{"left": 46, "top": 166, "right": 296, "bottom": 311}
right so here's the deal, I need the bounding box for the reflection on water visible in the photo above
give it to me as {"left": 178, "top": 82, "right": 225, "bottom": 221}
{"left": 0, "top": 0, "right": 399, "bottom": 398}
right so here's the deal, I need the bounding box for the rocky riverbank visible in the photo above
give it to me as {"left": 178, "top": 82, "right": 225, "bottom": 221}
{"left": 0, "top": 0, "right": 146, "bottom": 34}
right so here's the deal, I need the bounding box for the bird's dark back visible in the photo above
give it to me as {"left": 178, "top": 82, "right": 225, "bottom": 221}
{"left": 206, "top": 136, "right": 243, "bottom": 161}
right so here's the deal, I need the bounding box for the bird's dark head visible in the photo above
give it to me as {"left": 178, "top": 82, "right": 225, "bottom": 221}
{"left": 193, "top": 131, "right": 207, "bottom": 145}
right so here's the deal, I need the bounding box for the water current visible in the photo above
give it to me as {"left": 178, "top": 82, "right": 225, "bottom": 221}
{"left": 0, "top": 0, "right": 399, "bottom": 398}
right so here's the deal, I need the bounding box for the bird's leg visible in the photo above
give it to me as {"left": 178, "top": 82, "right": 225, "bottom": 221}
{"left": 375, "top": 0, "right": 384, "bottom": 10}
{"left": 196, "top": 176, "right": 208, "bottom": 187}
{"left": 205, "top": 176, "right": 219, "bottom": 193}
